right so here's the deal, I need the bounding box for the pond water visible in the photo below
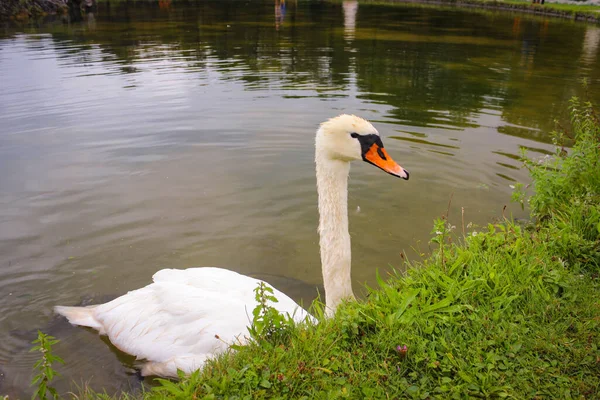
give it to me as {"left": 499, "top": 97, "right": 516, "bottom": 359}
{"left": 1, "top": 0, "right": 600, "bottom": 396}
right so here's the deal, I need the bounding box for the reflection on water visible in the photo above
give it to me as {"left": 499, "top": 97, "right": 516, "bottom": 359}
{"left": 582, "top": 26, "right": 600, "bottom": 66}
{"left": 1, "top": 0, "right": 599, "bottom": 396}
{"left": 343, "top": 0, "right": 358, "bottom": 41}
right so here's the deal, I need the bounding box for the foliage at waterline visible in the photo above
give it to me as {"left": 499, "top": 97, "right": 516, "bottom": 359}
{"left": 27, "top": 99, "right": 599, "bottom": 398}
{"left": 30, "top": 331, "right": 65, "bottom": 400}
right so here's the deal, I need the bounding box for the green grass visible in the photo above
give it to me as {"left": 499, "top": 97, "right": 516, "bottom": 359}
{"left": 128, "top": 101, "right": 599, "bottom": 399}
{"left": 502, "top": 0, "right": 600, "bottom": 13}
{"left": 160, "top": 239, "right": 597, "bottom": 398}
{"left": 360, "top": 0, "right": 600, "bottom": 22}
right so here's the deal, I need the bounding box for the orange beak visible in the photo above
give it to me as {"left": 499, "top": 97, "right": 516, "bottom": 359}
{"left": 363, "top": 141, "right": 409, "bottom": 180}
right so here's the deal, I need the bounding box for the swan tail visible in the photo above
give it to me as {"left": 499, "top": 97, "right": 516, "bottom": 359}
{"left": 54, "top": 305, "right": 105, "bottom": 334}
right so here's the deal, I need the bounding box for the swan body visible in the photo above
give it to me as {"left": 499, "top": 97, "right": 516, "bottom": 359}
{"left": 56, "top": 268, "right": 310, "bottom": 377}
{"left": 55, "top": 115, "right": 409, "bottom": 377}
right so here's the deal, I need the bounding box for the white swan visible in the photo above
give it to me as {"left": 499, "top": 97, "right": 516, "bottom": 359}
{"left": 55, "top": 114, "right": 409, "bottom": 377}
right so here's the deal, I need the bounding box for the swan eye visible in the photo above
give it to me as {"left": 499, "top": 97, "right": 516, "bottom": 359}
{"left": 350, "top": 132, "right": 359, "bottom": 138}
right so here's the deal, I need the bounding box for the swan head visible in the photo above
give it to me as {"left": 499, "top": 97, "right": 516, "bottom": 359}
{"left": 316, "top": 114, "right": 409, "bottom": 180}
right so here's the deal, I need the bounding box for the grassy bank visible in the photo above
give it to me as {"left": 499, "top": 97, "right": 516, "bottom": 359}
{"left": 360, "top": 0, "right": 600, "bottom": 22}
{"left": 132, "top": 98, "right": 600, "bottom": 399}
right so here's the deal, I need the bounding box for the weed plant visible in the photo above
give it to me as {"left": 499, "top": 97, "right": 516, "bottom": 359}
{"left": 30, "top": 331, "right": 65, "bottom": 400}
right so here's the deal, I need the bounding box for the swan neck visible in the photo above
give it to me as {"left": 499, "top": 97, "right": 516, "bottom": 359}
{"left": 316, "top": 152, "right": 354, "bottom": 317}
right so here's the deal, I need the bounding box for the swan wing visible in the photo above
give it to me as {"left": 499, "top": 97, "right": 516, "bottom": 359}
{"left": 151, "top": 267, "right": 312, "bottom": 321}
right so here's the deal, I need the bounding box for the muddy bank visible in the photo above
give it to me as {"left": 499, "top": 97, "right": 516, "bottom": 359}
{"left": 0, "top": 0, "right": 96, "bottom": 21}
{"left": 0, "top": 0, "right": 68, "bottom": 20}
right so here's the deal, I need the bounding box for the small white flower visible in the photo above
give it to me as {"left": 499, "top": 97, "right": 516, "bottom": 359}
{"left": 472, "top": 231, "right": 478, "bottom": 237}
{"left": 436, "top": 231, "right": 443, "bottom": 235}
{"left": 509, "top": 185, "right": 515, "bottom": 189}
